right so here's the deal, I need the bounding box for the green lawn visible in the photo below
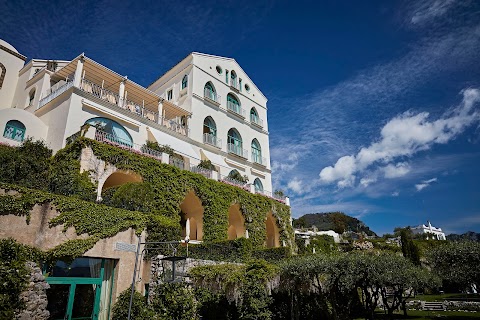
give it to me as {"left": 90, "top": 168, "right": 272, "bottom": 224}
{"left": 356, "top": 310, "right": 480, "bottom": 319}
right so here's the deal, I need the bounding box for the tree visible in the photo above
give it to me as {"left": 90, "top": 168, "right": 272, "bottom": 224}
{"left": 376, "top": 254, "right": 439, "bottom": 319}
{"left": 400, "top": 228, "right": 421, "bottom": 265}
{"left": 428, "top": 241, "right": 480, "bottom": 292}
{"left": 150, "top": 282, "right": 199, "bottom": 320}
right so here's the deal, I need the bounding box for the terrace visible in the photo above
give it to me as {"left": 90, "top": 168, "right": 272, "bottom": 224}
{"left": 37, "top": 55, "right": 191, "bottom": 137}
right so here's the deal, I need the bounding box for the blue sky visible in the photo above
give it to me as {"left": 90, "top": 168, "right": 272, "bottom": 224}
{"left": 2, "top": 0, "right": 479, "bottom": 235}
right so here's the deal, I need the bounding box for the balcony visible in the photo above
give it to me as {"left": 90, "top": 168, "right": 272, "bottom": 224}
{"left": 229, "top": 79, "right": 240, "bottom": 91}
{"left": 94, "top": 130, "right": 163, "bottom": 161}
{"left": 204, "top": 88, "right": 221, "bottom": 104}
{"left": 169, "top": 157, "right": 185, "bottom": 170}
{"left": 227, "top": 101, "right": 246, "bottom": 118}
{"left": 189, "top": 165, "right": 213, "bottom": 179}
{"left": 78, "top": 78, "right": 189, "bottom": 137}
{"left": 38, "top": 80, "right": 74, "bottom": 109}
{"left": 252, "top": 154, "right": 266, "bottom": 166}
{"left": 256, "top": 189, "right": 287, "bottom": 204}
{"left": 250, "top": 114, "right": 264, "bottom": 128}
{"left": 203, "top": 133, "right": 222, "bottom": 148}
{"left": 219, "top": 174, "right": 249, "bottom": 191}
{"left": 227, "top": 143, "right": 248, "bottom": 159}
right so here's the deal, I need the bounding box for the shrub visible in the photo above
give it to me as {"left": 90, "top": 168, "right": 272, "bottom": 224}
{"left": 111, "top": 289, "right": 154, "bottom": 320}
{"left": 150, "top": 282, "right": 199, "bottom": 320}
{"left": 102, "top": 182, "right": 156, "bottom": 212}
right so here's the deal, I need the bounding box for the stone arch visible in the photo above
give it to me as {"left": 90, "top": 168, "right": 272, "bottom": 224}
{"left": 180, "top": 190, "right": 204, "bottom": 241}
{"left": 0, "top": 63, "right": 6, "bottom": 89}
{"left": 227, "top": 204, "right": 246, "bottom": 240}
{"left": 266, "top": 211, "right": 280, "bottom": 248}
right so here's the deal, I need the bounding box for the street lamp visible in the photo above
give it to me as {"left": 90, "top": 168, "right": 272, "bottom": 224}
{"left": 159, "top": 250, "right": 187, "bottom": 283}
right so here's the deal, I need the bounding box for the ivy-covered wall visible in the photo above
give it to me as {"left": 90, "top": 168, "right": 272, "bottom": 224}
{"left": 73, "top": 137, "right": 294, "bottom": 249}
{"left": 0, "top": 137, "right": 294, "bottom": 260}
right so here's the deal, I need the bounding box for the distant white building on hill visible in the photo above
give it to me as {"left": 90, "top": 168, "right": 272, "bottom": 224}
{"left": 411, "top": 221, "right": 446, "bottom": 240}
{"left": 294, "top": 227, "right": 342, "bottom": 243}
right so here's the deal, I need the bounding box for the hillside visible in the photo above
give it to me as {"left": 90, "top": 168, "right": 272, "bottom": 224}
{"left": 293, "top": 212, "right": 377, "bottom": 237}
{"left": 447, "top": 231, "right": 480, "bottom": 242}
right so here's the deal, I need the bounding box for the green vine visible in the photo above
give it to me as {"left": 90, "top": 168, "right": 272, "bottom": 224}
{"left": 0, "top": 136, "right": 294, "bottom": 261}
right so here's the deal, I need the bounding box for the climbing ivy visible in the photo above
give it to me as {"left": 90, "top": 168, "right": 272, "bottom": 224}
{"left": 72, "top": 137, "right": 294, "bottom": 249}
{"left": 0, "top": 136, "right": 294, "bottom": 261}
{"left": 0, "top": 183, "right": 179, "bottom": 262}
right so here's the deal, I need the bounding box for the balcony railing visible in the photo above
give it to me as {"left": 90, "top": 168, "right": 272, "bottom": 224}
{"left": 250, "top": 114, "right": 263, "bottom": 127}
{"left": 227, "top": 101, "right": 245, "bottom": 118}
{"left": 189, "top": 165, "right": 212, "bottom": 179}
{"left": 94, "top": 130, "right": 163, "bottom": 161}
{"left": 252, "top": 154, "right": 266, "bottom": 166}
{"left": 204, "top": 88, "right": 221, "bottom": 104}
{"left": 229, "top": 79, "right": 240, "bottom": 90}
{"left": 203, "top": 133, "right": 222, "bottom": 148}
{"left": 256, "top": 189, "right": 287, "bottom": 204}
{"left": 169, "top": 157, "right": 185, "bottom": 170}
{"left": 38, "top": 81, "right": 73, "bottom": 109}
{"left": 79, "top": 78, "right": 188, "bottom": 137}
{"left": 219, "top": 174, "right": 249, "bottom": 191}
{"left": 227, "top": 143, "right": 248, "bottom": 158}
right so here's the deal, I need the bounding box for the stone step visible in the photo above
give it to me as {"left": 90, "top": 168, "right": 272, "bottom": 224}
{"left": 423, "top": 302, "right": 445, "bottom": 311}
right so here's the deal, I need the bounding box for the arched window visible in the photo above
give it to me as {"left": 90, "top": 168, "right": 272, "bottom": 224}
{"left": 227, "top": 128, "right": 244, "bottom": 157}
{"left": 181, "top": 75, "right": 188, "bottom": 89}
{"left": 204, "top": 82, "right": 217, "bottom": 101}
{"left": 3, "top": 120, "right": 26, "bottom": 142}
{"left": 85, "top": 117, "right": 133, "bottom": 147}
{"left": 250, "top": 108, "right": 259, "bottom": 124}
{"left": 28, "top": 88, "right": 36, "bottom": 107}
{"left": 251, "top": 139, "right": 262, "bottom": 164}
{"left": 231, "top": 70, "right": 237, "bottom": 81}
{"left": 253, "top": 178, "right": 263, "bottom": 193}
{"left": 0, "top": 63, "right": 6, "bottom": 89}
{"left": 230, "top": 70, "right": 237, "bottom": 88}
{"left": 227, "top": 93, "right": 241, "bottom": 114}
{"left": 203, "top": 116, "right": 216, "bottom": 136}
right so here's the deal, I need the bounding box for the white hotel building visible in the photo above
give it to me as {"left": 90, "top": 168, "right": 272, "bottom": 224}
{"left": 0, "top": 39, "right": 284, "bottom": 202}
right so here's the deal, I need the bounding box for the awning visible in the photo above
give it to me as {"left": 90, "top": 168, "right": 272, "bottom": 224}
{"left": 149, "top": 130, "right": 199, "bottom": 159}
{"left": 200, "top": 149, "right": 226, "bottom": 167}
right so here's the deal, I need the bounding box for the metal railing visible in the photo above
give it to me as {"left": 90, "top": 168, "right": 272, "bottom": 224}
{"left": 189, "top": 165, "right": 212, "bottom": 179}
{"left": 3, "top": 124, "right": 25, "bottom": 142}
{"left": 79, "top": 78, "right": 189, "bottom": 137}
{"left": 94, "top": 130, "right": 163, "bottom": 161}
{"left": 219, "top": 174, "right": 249, "bottom": 190}
{"left": 252, "top": 154, "right": 266, "bottom": 166}
{"left": 256, "top": 189, "right": 287, "bottom": 203}
{"left": 250, "top": 114, "right": 264, "bottom": 127}
{"left": 203, "top": 133, "right": 222, "bottom": 148}
{"left": 227, "top": 143, "right": 248, "bottom": 158}
{"left": 204, "top": 88, "right": 221, "bottom": 103}
{"left": 169, "top": 157, "right": 185, "bottom": 170}
{"left": 80, "top": 78, "right": 120, "bottom": 105}
{"left": 38, "top": 81, "right": 73, "bottom": 109}
{"left": 227, "top": 101, "right": 245, "bottom": 117}
{"left": 229, "top": 79, "right": 240, "bottom": 90}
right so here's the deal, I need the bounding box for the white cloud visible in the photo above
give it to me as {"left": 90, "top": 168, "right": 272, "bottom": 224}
{"left": 415, "top": 177, "right": 438, "bottom": 191}
{"left": 383, "top": 162, "right": 411, "bottom": 178}
{"left": 391, "top": 191, "right": 400, "bottom": 197}
{"left": 319, "top": 89, "right": 480, "bottom": 188}
{"left": 360, "top": 177, "right": 377, "bottom": 187}
{"left": 409, "top": 0, "right": 456, "bottom": 25}
{"left": 287, "top": 177, "right": 303, "bottom": 194}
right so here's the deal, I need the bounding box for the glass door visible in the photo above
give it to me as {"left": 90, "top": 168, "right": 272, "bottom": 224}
{"left": 45, "top": 258, "right": 114, "bottom": 320}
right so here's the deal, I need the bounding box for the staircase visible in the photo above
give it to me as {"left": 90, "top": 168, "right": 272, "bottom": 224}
{"left": 422, "top": 301, "right": 445, "bottom": 311}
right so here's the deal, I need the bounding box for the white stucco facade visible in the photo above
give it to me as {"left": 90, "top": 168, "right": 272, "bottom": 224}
{"left": 0, "top": 39, "right": 283, "bottom": 203}
{"left": 411, "top": 221, "right": 446, "bottom": 240}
